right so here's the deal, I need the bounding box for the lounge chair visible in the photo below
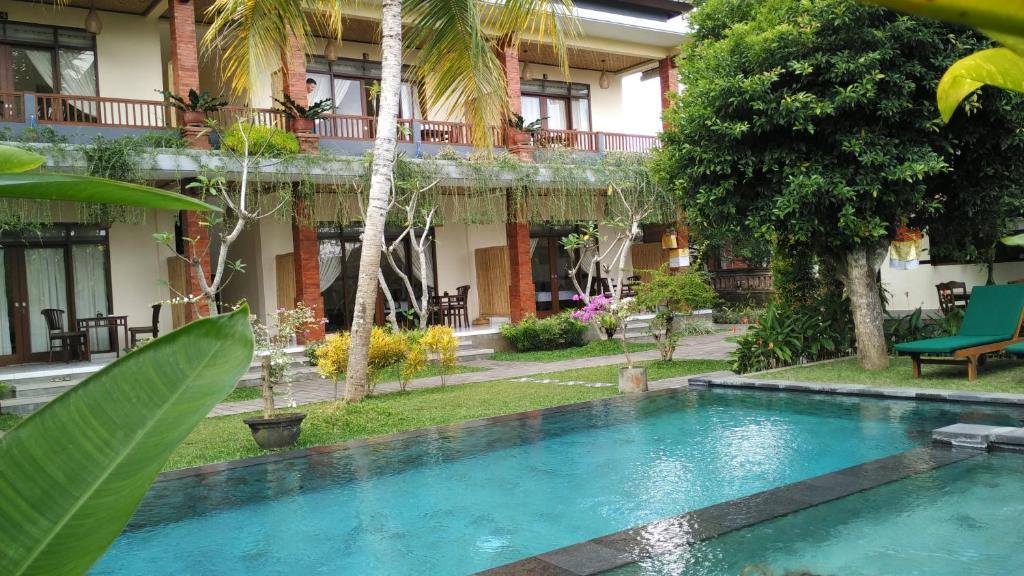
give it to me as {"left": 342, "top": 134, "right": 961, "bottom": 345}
{"left": 894, "top": 284, "right": 1024, "bottom": 380}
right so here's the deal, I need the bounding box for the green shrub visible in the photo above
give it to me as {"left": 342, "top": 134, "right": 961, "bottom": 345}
{"left": 304, "top": 338, "right": 325, "bottom": 366}
{"left": 712, "top": 304, "right": 765, "bottom": 325}
{"left": 732, "top": 292, "right": 855, "bottom": 374}
{"left": 500, "top": 313, "right": 587, "bottom": 352}
{"left": 221, "top": 122, "right": 299, "bottom": 157}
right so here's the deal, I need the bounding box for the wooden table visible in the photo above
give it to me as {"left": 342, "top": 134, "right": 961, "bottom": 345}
{"left": 77, "top": 315, "right": 129, "bottom": 357}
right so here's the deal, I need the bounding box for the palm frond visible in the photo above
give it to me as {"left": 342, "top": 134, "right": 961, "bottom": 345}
{"left": 484, "top": 0, "right": 579, "bottom": 79}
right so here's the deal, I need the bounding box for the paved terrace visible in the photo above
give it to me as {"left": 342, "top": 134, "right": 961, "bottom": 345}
{"left": 207, "top": 330, "right": 740, "bottom": 417}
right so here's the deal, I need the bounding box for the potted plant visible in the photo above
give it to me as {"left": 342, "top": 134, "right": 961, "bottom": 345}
{"left": 573, "top": 295, "right": 646, "bottom": 392}
{"left": 506, "top": 113, "right": 544, "bottom": 145}
{"left": 157, "top": 88, "right": 227, "bottom": 126}
{"left": 242, "top": 303, "right": 319, "bottom": 450}
{"left": 274, "top": 94, "right": 333, "bottom": 133}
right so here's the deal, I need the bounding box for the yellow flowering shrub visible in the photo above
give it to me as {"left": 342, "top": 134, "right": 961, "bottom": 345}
{"left": 421, "top": 325, "right": 459, "bottom": 385}
{"left": 399, "top": 342, "right": 428, "bottom": 392}
{"left": 315, "top": 327, "right": 408, "bottom": 395}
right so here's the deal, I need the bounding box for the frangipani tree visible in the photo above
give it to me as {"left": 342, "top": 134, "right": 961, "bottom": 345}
{"left": 205, "top": 0, "right": 579, "bottom": 400}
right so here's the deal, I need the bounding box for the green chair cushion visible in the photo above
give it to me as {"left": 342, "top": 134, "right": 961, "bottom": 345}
{"left": 959, "top": 284, "right": 1024, "bottom": 338}
{"left": 1005, "top": 342, "right": 1024, "bottom": 355}
{"left": 895, "top": 335, "right": 1008, "bottom": 354}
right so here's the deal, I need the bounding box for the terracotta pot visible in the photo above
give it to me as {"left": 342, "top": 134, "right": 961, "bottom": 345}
{"left": 289, "top": 117, "right": 315, "bottom": 134}
{"left": 243, "top": 412, "right": 306, "bottom": 449}
{"left": 506, "top": 128, "right": 531, "bottom": 146}
{"left": 618, "top": 366, "right": 648, "bottom": 394}
{"left": 181, "top": 110, "right": 206, "bottom": 127}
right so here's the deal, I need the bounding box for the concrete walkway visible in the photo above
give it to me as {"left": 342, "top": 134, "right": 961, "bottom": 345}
{"left": 207, "top": 330, "right": 741, "bottom": 417}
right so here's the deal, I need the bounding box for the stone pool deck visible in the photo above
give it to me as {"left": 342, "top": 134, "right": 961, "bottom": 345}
{"left": 206, "top": 331, "right": 740, "bottom": 417}
{"left": 688, "top": 374, "right": 1024, "bottom": 406}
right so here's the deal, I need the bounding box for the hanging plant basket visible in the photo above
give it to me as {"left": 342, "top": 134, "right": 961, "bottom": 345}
{"left": 890, "top": 227, "right": 924, "bottom": 270}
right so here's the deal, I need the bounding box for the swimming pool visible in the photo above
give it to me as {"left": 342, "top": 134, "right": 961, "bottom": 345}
{"left": 91, "top": 388, "right": 1024, "bottom": 575}
{"left": 605, "top": 451, "right": 1024, "bottom": 576}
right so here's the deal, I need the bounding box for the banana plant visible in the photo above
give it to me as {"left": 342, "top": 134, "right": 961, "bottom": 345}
{"left": 864, "top": 1, "right": 1024, "bottom": 244}
{"left": 0, "top": 144, "right": 218, "bottom": 211}
{"left": 0, "top": 144, "right": 248, "bottom": 575}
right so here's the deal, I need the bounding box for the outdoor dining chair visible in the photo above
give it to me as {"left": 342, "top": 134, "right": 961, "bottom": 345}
{"left": 41, "top": 308, "right": 90, "bottom": 363}
{"left": 129, "top": 303, "right": 162, "bottom": 346}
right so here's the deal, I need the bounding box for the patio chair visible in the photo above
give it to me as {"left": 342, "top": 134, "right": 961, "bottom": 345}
{"left": 894, "top": 284, "right": 1024, "bottom": 380}
{"left": 129, "top": 303, "right": 162, "bottom": 347}
{"left": 41, "top": 308, "right": 90, "bottom": 363}
{"left": 935, "top": 281, "right": 969, "bottom": 315}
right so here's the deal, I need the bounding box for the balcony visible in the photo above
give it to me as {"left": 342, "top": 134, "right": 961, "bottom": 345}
{"left": 0, "top": 92, "right": 661, "bottom": 156}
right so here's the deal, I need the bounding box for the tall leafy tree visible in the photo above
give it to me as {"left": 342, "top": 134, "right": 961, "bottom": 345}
{"left": 655, "top": 0, "right": 1024, "bottom": 369}
{"left": 205, "top": 0, "right": 576, "bottom": 400}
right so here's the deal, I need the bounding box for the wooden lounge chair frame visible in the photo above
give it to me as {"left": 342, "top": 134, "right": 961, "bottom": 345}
{"left": 905, "top": 306, "right": 1024, "bottom": 381}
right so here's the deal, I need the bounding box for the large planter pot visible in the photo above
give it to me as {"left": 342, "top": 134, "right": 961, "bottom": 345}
{"left": 289, "top": 117, "right": 315, "bottom": 134}
{"left": 618, "top": 366, "right": 648, "bottom": 394}
{"left": 181, "top": 110, "right": 206, "bottom": 127}
{"left": 243, "top": 412, "right": 306, "bottom": 450}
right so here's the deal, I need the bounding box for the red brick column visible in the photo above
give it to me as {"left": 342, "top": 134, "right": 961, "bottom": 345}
{"left": 282, "top": 33, "right": 317, "bottom": 151}
{"left": 498, "top": 40, "right": 522, "bottom": 115}
{"left": 168, "top": 0, "right": 209, "bottom": 148}
{"left": 180, "top": 180, "right": 211, "bottom": 320}
{"left": 292, "top": 196, "right": 326, "bottom": 342}
{"left": 506, "top": 192, "right": 535, "bottom": 322}
{"left": 658, "top": 56, "right": 678, "bottom": 130}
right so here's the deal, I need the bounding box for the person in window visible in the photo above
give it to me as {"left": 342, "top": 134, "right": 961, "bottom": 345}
{"left": 306, "top": 78, "right": 318, "bottom": 133}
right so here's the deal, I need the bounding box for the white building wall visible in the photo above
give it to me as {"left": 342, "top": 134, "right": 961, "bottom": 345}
{"left": 107, "top": 210, "right": 175, "bottom": 333}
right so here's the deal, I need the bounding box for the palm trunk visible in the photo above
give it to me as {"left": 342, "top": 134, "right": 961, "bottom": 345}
{"left": 345, "top": 0, "right": 403, "bottom": 401}
{"left": 844, "top": 244, "right": 889, "bottom": 370}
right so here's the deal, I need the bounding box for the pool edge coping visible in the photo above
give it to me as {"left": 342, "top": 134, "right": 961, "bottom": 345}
{"left": 476, "top": 445, "right": 982, "bottom": 576}
{"left": 689, "top": 375, "right": 1024, "bottom": 406}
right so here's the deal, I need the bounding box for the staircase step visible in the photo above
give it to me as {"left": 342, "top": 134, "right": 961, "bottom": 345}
{"left": 12, "top": 379, "right": 80, "bottom": 398}
{"left": 2, "top": 394, "right": 60, "bottom": 415}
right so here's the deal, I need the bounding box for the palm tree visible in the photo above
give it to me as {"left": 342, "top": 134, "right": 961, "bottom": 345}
{"left": 205, "top": 0, "right": 577, "bottom": 400}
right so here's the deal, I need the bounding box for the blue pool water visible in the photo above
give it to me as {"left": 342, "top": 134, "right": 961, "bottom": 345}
{"left": 608, "top": 452, "right": 1024, "bottom": 576}
{"left": 91, "top": 389, "right": 1023, "bottom": 575}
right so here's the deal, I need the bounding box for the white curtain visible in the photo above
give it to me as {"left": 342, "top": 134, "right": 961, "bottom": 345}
{"left": 571, "top": 99, "right": 590, "bottom": 131}
{"left": 522, "top": 96, "right": 541, "bottom": 126}
{"left": 318, "top": 239, "right": 343, "bottom": 293}
{"left": 529, "top": 237, "right": 540, "bottom": 256}
{"left": 0, "top": 252, "right": 11, "bottom": 356}
{"left": 23, "top": 49, "right": 55, "bottom": 91}
{"left": 58, "top": 50, "right": 98, "bottom": 122}
{"left": 410, "top": 240, "right": 435, "bottom": 292}
{"left": 399, "top": 83, "right": 414, "bottom": 119}
{"left": 26, "top": 248, "right": 67, "bottom": 354}
{"left": 73, "top": 245, "right": 110, "bottom": 351}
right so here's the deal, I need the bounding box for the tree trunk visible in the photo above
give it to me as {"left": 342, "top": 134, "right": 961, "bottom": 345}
{"left": 344, "top": 0, "right": 403, "bottom": 402}
{"left": 844, "top": 245, "right": 889, "bottom": 370}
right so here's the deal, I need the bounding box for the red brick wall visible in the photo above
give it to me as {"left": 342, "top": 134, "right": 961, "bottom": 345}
{"left": 282, "top": 33, "right": 308, "bottom": 105}
{"left": 498, "top": 42, "right": 522, "bottom": 115}
{"left": 658, "top": 56, "right": 678, "bottom": 129}
{"left": 180, "top": 202, "right": 211, "bottom": 320}
{"left": 292, "top": 198, "right": 326, "bottom": 342}
{"left": 168, "top": 0, "right": 200, "bottom": 97}
{"left": 506, "top": 220, "right": 536, "bottom": 322}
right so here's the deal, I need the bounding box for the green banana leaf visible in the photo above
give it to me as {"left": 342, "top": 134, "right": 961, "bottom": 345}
{"left": 0, "top": 145, "right": 218, "bottom": 212}
{"left": 863, "top": 0, "right": 1024, "bottom": 39}
{"left": 0, "top": 145, "right": 45, "bottom": 173}
{"left": 937, "top": 47, "right": 1024, "bottom": 121}
{"left": 1002, "top": 232, "right": 1024, "bottom": 246}
{"left": 0, "top": 306, "right": 255, "bottom": 576}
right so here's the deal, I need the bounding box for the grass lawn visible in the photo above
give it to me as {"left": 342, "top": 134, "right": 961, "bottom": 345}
{"left": 767, "top": 356, "right": 1024, "bottom": 394}
{"left": 369, "top": 362, "right": 485, "bottom": 382}
{"left": 492, "top": 340, "right": 656, "bottom": 363}
{"left": 540, "top": 358, "right": 733, "bottom": 384}
{"left": 165, "top": 380, "right": 616, "bottom": 471}
{"left": 0, "top": 413, "right": 22, "bottom": 431}
{"left": 222, "top": 387, "right": 264, "bottom": 402}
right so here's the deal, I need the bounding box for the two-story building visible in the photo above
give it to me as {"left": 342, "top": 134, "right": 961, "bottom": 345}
{"left": 0, "top": 0, "right": 690, "bottom": 367}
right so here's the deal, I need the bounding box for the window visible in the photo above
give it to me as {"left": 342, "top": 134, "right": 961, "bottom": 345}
{"left": 0, "top": 21, "right": 97, "bottom": 96}
{"left": 521, "top": 79, "right": 592, "bottom": 131}
{"left": 307, "top": 56, "right": 418, "bottom": 118}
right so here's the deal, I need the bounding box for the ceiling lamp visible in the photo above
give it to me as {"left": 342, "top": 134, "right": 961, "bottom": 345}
{"left": 599, "top": 60, "right": 610, "bottom": 89}
{"left": 85, "top": 2, "right": 102, "bottom": 35}
{"left": 324, "top": 39, "right": 340, "bottom": 62}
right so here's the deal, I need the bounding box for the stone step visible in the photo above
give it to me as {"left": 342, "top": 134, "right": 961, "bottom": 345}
{"left": 11, "top": 379, "right": 78, "bottom": 399}
{"left": 2, "top": 394, "right": 59, "bottom": 415}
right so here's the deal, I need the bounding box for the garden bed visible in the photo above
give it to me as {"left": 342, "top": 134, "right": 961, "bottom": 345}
{"left": 492, "top": 340, "right": 656, "bottom": 363}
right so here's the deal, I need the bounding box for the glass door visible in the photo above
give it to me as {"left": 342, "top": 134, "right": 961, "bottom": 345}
{"left": 0, "top": 249, "right": 27, "bottom": 365}
{"left": 530, "top": 226, "right": 584, "bottom": 317}
{"left": 25, "top": 247, "right": 68, "bottom": 356}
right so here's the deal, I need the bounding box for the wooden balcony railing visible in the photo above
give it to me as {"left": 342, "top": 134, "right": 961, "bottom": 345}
{"left": 34, "top": 93, "right": 172, "bottom": 128}
{"left": 0, "top": 92, "right": 25, "bottom": 124}
{"left": 211, "top": 106, "right": 287, "bottom": 130}
{"left": 604, "top": 132, "right": 660, "bottom": 154}
{"left": 534, "top": 128, "right": 599, "bottom": 152}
